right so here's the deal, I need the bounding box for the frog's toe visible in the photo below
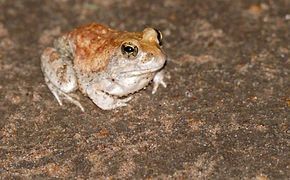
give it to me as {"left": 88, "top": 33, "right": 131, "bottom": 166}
{"left": 61, "top": 92, "right": 85, "bottom": 112}
{"left": 152, "top": 70, "right": 166, "bottom": 94}
{"left": 45, "top": 77, "right": 85, "bottom": 112}
{"left": 119, "top": 96, "right": 133, "bottom": 103}
{"left": 114, "top": 96, "right": 133, "bottom": 107}
{"left": 45, "top": 77, "right": 63, "bottom": 106}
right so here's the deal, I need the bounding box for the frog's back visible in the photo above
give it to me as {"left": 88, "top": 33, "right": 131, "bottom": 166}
{"left": 64, "top": 23, "right": 119, "bottom": 73}
{"left": 62, "top": 23, "right": 146, "bottom": 73}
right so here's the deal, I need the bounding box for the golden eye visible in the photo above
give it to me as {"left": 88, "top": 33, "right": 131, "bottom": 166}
{"left": 121, "top": 42, "right": 138, "bottom": 57}
{"left": 154, "top": 28, "right": 162, "bottom": 46}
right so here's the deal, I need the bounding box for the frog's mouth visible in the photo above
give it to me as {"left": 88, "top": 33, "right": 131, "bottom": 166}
{"left": 118, "top": 65, "right": 164, "bottom": 77}
{"left": 111, "top": 51, "right": 167, "bottom": 78}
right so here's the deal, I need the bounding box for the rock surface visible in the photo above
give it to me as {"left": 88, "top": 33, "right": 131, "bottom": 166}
{"left": 0, "top": 0, "right": 289, "bottom": 179}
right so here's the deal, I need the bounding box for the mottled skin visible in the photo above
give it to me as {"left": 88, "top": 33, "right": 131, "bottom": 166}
{"left": 41, "top": 23, "right": 167, "bottom": 111}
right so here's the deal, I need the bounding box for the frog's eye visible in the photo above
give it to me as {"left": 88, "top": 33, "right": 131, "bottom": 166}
{"left": 154, "top": 28, "right": 162, "bottom": 46}
{"left": 121, "top": 42, "right": 138, "bottom": 57}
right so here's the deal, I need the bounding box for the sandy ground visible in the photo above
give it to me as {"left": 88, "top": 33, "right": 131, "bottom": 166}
{"left": 0, "top": 0, "right": 289, "bottom": 179}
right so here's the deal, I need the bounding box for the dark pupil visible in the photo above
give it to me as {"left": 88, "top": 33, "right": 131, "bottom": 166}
{"left": 124, "top": 46, "right": 134, "bottom": 53}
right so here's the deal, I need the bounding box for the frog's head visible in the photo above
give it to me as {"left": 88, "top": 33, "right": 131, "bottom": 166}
{"left": 110, "top": 28, "right": 166, "bottom": 78}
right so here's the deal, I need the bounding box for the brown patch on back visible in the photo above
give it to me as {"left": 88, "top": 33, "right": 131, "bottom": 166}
{"left": 64, "top": 23, "right": 142, "bottom": 73}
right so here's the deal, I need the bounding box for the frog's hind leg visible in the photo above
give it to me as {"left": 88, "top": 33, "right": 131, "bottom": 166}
{"left": 44, "top": 77, "right": 63, "bottom": 106}
{"left": 44, "top": 77, "right": 85, "bottom": 112}
{"left": 41, "top": 47, "right": 85, "bottom": 112}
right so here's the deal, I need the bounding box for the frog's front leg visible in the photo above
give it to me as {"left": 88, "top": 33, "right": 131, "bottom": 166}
{"left": 86, "top": 84, "right": 133, "bottom": 110}
{"left": 41, "top": 47, "right": 84, "bottom": 111}
{"left": 152, "top": 69, "right": 167, "bottom": 94}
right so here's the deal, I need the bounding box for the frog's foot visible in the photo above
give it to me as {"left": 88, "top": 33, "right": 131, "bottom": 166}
{"left": 45, "top": 78, "right": 85, "bottom": 112}
{"left": 152, "top": 70, "right": 167, "bottom": 94}
{"left": 87, "top": 86, "right": 132, "bottom": 110}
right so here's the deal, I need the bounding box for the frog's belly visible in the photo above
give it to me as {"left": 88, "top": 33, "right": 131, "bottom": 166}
{"left": 105, "top": 74, "right": 154, "bottom": 96}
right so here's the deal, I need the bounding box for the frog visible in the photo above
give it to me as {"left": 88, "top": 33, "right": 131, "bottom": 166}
{"left": 40, "top": 23, "right": 167, "bottom": 111}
